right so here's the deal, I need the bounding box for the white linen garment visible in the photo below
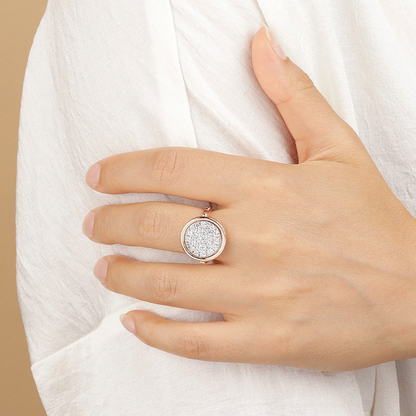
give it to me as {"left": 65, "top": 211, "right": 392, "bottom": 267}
{"left": 16, "top": 0, "right": 416, "bottom": 415}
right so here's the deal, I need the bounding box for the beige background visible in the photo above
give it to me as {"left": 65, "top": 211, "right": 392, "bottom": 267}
{"left": 1, "top": 0, "right": 47, "bottom": 414}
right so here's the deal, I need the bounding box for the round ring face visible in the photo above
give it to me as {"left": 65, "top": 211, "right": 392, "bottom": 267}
{"left": 180, "top": 217, "right": 226, "bottom": 262}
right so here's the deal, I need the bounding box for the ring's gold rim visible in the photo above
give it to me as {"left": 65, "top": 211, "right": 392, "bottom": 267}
{"left": 180, "top": 215, "right": 226, "bottom": 264}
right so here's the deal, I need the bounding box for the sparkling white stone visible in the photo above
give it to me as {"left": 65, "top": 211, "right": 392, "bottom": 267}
{"left": 184, "top": 220, "right": 222, "bottom": 259}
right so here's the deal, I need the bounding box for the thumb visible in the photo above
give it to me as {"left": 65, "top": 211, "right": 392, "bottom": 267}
{"left": 252, "top": 25, "right": 364, "bottom": 164}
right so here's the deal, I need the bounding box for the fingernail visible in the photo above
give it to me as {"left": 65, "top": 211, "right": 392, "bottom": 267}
{"left": 262, "top": 24, "right": 287, "bottom": 61}
{"left": 82, "top": 211, "right": 96, "bottom": 238}
{"left": 86, "top": 163, "right": 101, "bottom": 188}
{"left": 120, "top": 313, "right": 136, "bottom": 335}
{"left": 93, "top": 258, "right": 109, "bottom": 283}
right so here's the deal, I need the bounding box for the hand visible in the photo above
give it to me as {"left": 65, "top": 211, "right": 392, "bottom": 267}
{"left": 82, "top": 26, "right": 416, "bottom": 371}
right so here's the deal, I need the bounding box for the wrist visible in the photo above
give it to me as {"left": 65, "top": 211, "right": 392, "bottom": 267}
{"left": 392, "top": 214, "right": 416, "bottom": 360}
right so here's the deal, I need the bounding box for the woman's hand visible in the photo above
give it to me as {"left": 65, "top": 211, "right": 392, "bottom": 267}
{"left": 82, "top": 26, "right": 416, "bottom": 371}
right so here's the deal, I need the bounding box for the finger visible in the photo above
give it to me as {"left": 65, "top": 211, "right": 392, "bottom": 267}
{"left": 252, "top": 25, "right": 366, "bottom": 163}
{"left": 86, "top": 146, "right": 285, "bottom": 204}
{"left": 83, "top": 201, "right": 232, "bottom": 262}
{"left": 120, "top": 309, "right": 252, "bottom": 363}
{"left": 94, "top": 255, "right": 240, "bottom": 314}
{"left": 83, "top": 201, "right": 206, "bottom": 253}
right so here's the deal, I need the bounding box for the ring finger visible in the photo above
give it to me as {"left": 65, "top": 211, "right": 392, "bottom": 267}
{"left": 82, "top": 201, "right": 229, "bottom": 259}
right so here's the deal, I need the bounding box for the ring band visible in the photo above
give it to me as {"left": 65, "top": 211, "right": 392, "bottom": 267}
{"left": 180, "top": 206, "right": 226, "bottom": 264}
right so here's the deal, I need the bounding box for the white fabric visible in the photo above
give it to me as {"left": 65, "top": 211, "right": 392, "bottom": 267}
{"left": 16, "top": 0, "right": 416, "bottom": 414}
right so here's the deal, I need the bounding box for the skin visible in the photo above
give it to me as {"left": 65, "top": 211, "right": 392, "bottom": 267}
{"left": 82, "top": 27, "right": 416, "bottom": 371}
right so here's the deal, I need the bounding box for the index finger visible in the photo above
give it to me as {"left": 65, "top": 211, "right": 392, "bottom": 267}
{"left": 86, "top": 147, "right": 282, "bottom": 205}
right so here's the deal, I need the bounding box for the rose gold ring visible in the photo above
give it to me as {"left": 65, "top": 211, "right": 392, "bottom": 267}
{"left": 180, "top": 205, "right": 226, "bottom": 264}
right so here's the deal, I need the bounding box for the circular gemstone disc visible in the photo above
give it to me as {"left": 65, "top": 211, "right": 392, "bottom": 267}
{"left": 184, "top": 219, "right": 222, "bottom": 259}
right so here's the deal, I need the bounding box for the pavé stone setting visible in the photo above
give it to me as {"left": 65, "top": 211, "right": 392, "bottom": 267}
{"left": 180, "top": 210, "right": 226, "bottom": 263}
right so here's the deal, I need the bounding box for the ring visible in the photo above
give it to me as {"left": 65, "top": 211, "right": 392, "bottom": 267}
{"left": 180, "top": 205, "right": 226, "bottom": 264}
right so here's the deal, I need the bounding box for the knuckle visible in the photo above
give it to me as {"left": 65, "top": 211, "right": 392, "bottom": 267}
{"left": 264, "top": 169, "right": 291, "bottom": 195}
{"left": 274, "top": 325, "right": 296, "bottom": 360}
{"left": 249, "top": 229, "right": 278, "bottom": 256}
{"left": 276, "top": 71, "right": 315, "bottom": 106}
{"left": 242, "top": 164, "right": 291, "bottom": 201}
{"left": 291, "top": 70, "right": 315, "bottom": 96}
{"left": 249, "top": 170, "right": 291, "bottom": 209}
{"left": 151, "top": 147, "right": 186, "bottom": 186}
{"left": 149, "top": 267, "right": 180, "bottom": 304}
{"left": 177, "top": 330, "right": 209, "bottom": 360}
{"left": 137, "top": 205, "right": 169, "bottom": 242}
{"left": 253, "top": 319, "right": 296, "bottom": 361}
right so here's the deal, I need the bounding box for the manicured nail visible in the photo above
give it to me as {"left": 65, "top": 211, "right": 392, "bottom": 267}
{"left": 93, "top": 258, "right": 109, "bottom": 283}
{"left": 82, "top": 211, "right": 96, "bottom": 238}
{"left": 120, "top": 313, "right": 136, "bottom": 335}
{"left": 86, "top": 163, "right": 101, "bottom": 188}
{"left": 262, "top": 23, "right": 287, "bottom": 60}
